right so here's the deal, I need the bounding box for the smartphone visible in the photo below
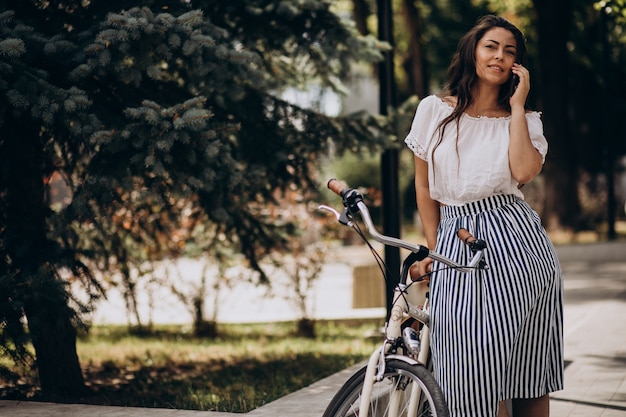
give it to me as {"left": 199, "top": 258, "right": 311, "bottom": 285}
{"left": 509, "top": 73, "right": 519, "bottom": 96}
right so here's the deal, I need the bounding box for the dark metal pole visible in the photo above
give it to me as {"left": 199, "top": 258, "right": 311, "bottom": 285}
{"left": 377, "top": 0, "right": 401, "bottom": 316}
{"left": 600, "top": 9, "right": 617, "bottom": 240}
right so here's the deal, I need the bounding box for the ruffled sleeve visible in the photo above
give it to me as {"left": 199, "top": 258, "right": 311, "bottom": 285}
{"left": 526, "top": 111, "right": 548, "bottom": 163}
{"left": 404, "top": 95, "right": 447, "bottom": 161}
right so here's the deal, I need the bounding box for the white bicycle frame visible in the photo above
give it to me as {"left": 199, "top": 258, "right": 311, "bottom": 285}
{"left": 319, "top": 198, "right": 485, "bottom": 417}
{"left": 356, "top": 283, "right": 431, "bottom": 417}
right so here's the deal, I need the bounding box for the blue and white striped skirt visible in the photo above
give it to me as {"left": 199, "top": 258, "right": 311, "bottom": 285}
{"left": 430, "top": 194, "right": 564, "bottom": 417}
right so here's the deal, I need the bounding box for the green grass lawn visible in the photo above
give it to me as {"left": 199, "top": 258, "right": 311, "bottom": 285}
{"left": 1, "top": 320, "right": 382, "bottom": 413}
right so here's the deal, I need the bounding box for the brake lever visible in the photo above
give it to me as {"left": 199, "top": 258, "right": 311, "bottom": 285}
{"left": 317, "top": 205, "right": 353, "bottom": 226}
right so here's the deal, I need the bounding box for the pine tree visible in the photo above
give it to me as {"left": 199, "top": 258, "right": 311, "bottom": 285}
{"left": 0, "top": 1, "right": 387, "bottom": 397}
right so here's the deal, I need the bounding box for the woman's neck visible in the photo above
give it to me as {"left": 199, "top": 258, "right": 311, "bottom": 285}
{"left": 468, "top": 86, "right": 506, "bottom": 117}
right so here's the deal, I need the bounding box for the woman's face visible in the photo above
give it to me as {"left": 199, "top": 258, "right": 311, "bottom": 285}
{"left": 474, "top": 27, "right": 518, "bottom": 86}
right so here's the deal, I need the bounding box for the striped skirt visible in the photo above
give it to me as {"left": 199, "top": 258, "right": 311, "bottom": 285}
{"left": 430, "top": 194, "right": 564, "bottom": 417}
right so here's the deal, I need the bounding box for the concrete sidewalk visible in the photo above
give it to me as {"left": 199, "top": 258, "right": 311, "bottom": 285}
{"left": 547, "top": 241, "right": 626, "bottom": 417}
{"left": 1, "top": 241, "right": 625, "bottom": 416}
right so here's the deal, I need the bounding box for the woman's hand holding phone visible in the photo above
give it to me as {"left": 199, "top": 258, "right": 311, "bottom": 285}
{"left": 509, "top": 63, "right": 530, "bottom": 109}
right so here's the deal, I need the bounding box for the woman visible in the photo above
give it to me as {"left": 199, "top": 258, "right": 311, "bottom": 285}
{"left": 404, "top": 15, "right": 563, "bottom": 417}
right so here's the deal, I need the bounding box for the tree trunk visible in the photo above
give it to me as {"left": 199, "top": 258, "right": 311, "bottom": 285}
{"left": 401, "top": 0, "right": 427, "bottom": 98}
{"left": 533, "top": 0, "right": 581, "bottom": 231}
{"left": 351, "top": 0, "right": 371, "bottom": 36}
{"left": 296, "top": 318, "right": 316, "bottom": 338}
{"left": 193, "top": 294, "right": 217, "bottom": 338}
{"left": 4, "top": 118, "right": 86, "bottom": 397}
{"left": 23, "top": 280, "right": 87, "bottom": 397}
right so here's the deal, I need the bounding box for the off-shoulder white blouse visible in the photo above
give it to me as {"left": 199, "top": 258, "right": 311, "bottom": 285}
{"left": 404, "top": 95, "right": 548, "bottom": 206}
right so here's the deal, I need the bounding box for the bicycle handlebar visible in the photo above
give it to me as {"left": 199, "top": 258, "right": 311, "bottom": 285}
{"left": 327, "top": 178, "right": 348, "bottom": 197}
{"left": 323, "top": 178, "right": 487, "bottom": 272}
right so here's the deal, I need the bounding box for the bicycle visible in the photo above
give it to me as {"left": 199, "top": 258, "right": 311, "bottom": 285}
{"left": 319, "top": 179, "right": 488, "bottom": 417}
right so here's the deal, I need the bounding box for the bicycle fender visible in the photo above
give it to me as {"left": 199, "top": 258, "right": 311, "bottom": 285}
{"left": 384, "top": 354, "right": 420, "bottom": 366}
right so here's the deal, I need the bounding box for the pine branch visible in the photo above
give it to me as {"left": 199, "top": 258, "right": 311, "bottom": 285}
{"left": 0, "top": 38, "right": 25, "bottom": 57}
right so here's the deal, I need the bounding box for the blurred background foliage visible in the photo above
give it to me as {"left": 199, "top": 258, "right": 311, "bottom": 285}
{"left": 1, "top": 0, "right": 625, "bottom": 399}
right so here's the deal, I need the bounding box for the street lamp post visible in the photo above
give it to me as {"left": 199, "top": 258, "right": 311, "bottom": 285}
{"left": 377, "top": 0, "right": 401, "bottom": 317}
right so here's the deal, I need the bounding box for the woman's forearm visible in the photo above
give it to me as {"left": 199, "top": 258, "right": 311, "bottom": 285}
{"left": 509, "top": 107, "right": 543, "bottom": 184}
{"left": 413, "top": 156, "right": 440, "bottom": 249}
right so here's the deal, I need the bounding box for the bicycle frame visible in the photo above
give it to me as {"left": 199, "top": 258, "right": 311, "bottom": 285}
{"left": 320, "top": 179, "right": 488, "bottom": 417}
{"left": 355, "top": 285, "right": 430, "bottom": 417}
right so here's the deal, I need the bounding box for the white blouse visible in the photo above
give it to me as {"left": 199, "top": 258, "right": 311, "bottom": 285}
{"left": 404, "top": 95, "right": 548, "bottom": 206}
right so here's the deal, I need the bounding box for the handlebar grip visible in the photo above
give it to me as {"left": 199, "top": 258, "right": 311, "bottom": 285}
{"left": 457, "top": 228, "right": 476, "bottom": 244}
{"left": 457, "top": 228, "right": 487, "bottom": 253}
{"left": 327, "top": 178, "right": 349, "bottom": 196}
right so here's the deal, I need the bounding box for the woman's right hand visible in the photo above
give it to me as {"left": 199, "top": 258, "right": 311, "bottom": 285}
{"left": 409, "top": 258, "right": 433, "bottom": 282}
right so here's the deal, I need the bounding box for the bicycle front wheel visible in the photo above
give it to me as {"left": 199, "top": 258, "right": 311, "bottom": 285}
{"left": 323, "top": 359, "right": 449, "bottom": 417}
